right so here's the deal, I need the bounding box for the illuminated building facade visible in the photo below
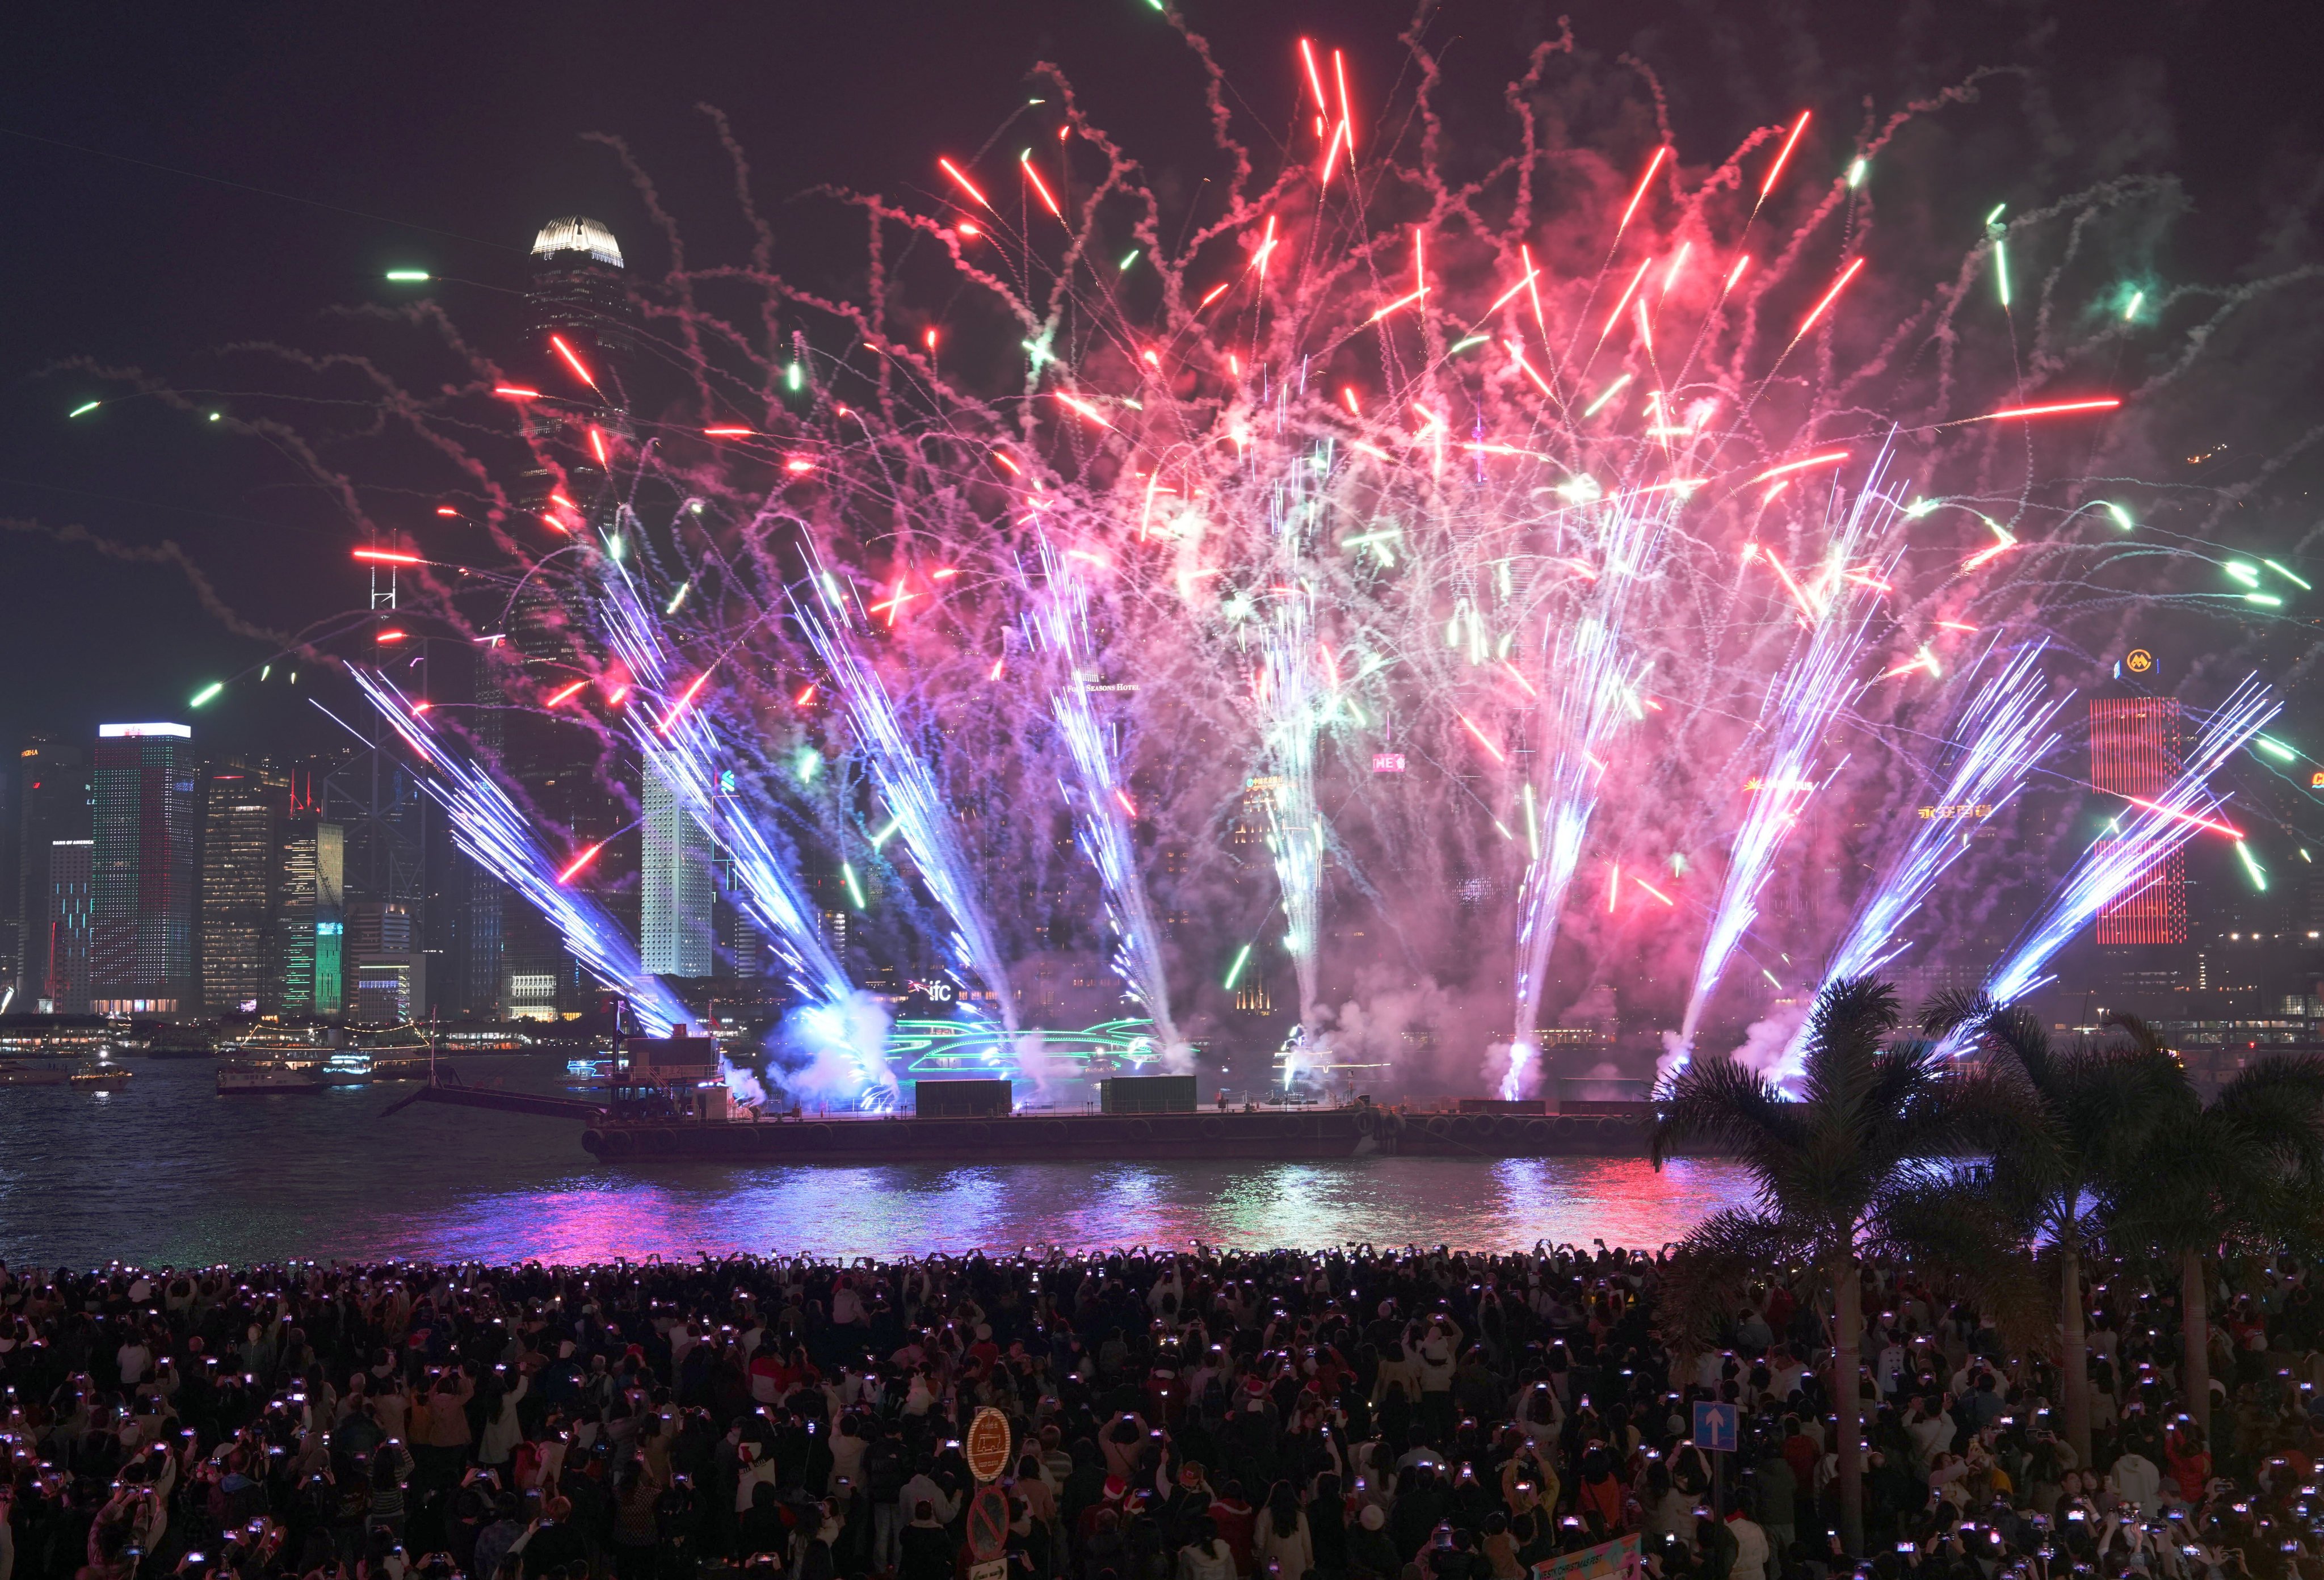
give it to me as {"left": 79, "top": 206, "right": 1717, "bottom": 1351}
{"left": 642, "top": 765, "right": 715, "bottom": 978}
{"left": 43, "top": 840, "right": 93, "bottom": 1013}
{"left": 2090, "top": 697, "right": 2186, "bottom": 946}
{"left": 346, "top": 900, "right": 424, "bottom": 1024}
{"left": 529, "top": 217, "right": 632, "bottom": 357}
{"left": 90, "top": 723, "right": 199, "bottom": 1015}
{"left": 277, "top": 817, "right": 345, "bottom": 1016}
{"left": 13, "top": 736, "right": 88, "bottom": 1009}
{"left": 199, "top": 760, "right": 287, "bottom": 1013}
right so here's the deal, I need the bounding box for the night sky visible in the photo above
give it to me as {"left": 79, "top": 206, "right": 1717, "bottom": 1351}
{"left": 3, "top": 0, "right": 2319, "bottom": 758}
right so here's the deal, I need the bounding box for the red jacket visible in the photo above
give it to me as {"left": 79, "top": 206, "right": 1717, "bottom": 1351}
{"left": 1209, "top": 1496, "right": 1257, "bottom": 1575}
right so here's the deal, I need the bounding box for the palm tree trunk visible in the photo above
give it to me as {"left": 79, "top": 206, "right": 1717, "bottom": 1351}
{"left": 2061, "top": 1228, "right": 2090, "bottom": 1465}
{"left": 1833, "top": 1254, "right": 1864, "bottom": 1556}
{"left": 2181, "top": 1247, "right": 2211, "bottom": 1434}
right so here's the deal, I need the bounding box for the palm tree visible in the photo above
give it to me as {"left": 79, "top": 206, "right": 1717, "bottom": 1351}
{"left": 2108, "top": 1048, "right": 2324, "bottom": 1433}
{"left": 1926, "top": 998, "right": 2187, "bottom": 1466}
{"left": 1650, "top": 977, "right": 2035, "bottom": 1557}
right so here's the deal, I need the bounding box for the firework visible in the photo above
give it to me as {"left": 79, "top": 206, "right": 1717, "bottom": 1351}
{"left": 348, "top": 668, "right": 691, "bottom": 1037}
{"left": 1672, "top": 461, "right": 1896, "bottom": 1068}
{"left": 797, "top": 547, "right": 1019, "bottom": 1041}
{"left": 1772, "top": 642, "right": 2065, "bottom": 1084}
{"left": 1983, "top": 676, "right": 2277, "bottom": 1006}
{"left": 1031, "top": 531, "right": 1186, "bottom": 1060}
{"left": 133, "top": 19, "right": 2319, "bottom": 1107}
{"left": 596, "top": 566, "right": 895, "bottom": 1106}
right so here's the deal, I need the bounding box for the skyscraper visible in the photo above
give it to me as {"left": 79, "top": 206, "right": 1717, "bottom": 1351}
{"left": 346, "top": 900, "right": 424, "bottom": 1024}
{"left": 14, "top": 736, "right": 89, "bottom": 1008}
{"left": 529, "top": 217, "right": 632, "bottom": 358}
{"left": 0, "top": 763, "right": 16, "bottom": 994}
{"left": 2091, "top": 697, "right": 2187, "bottom": 946}
{"left": 200, "top": 760, "right": 287, "bottom": 1013}
{"left": 90, "top": 723, "right": 199, "bottom": 1015}
{"left": 278, "top": 816, "right": 345, "bottom": 1016}
{"left": 642, "top": 766, "right": 715, "bottom": 978}
{"left": 493, "top": 214, "right": 641, "bottom": 1016}
{"left": 44, "top": 840, "right": 93, "bottom": 1013}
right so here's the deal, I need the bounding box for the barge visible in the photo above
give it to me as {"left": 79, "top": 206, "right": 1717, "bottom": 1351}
{"left": 391, "top": 1028, "right": 1659, "bottom": 1163}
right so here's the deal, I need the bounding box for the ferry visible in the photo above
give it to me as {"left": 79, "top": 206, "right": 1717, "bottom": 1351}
{"left": 216, "top": 1061, "right": 327, "bottom": 1095}
{"left": 70, "top": 1064, "right": 135, "bottom": 1090}
{"left": 213, "top": 1023, "right": 376, "bottom": 1086}
{"left": 0, "top": 1062, "right": 72, "bottom": 1087}
{"left": 116, "top": 1022, "right": 212, "bottom": 1058}
{"left": 218, "top": 1023, "right": 343, "bottom": 1060}
{"left": 354, "top": 1022, "right": 449, "bottom": 1082}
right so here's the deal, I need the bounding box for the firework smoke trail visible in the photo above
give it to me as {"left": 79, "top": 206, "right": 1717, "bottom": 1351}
{"left": 596, "top": 566, "right": 896, "bottom": 1106}
{"left": 1031, "top": 533, "right": 1186, "bottom": 1060}
{"left": 1983, "top": 675, "right": 2277, "bottom": 1007}
{"left": 348, "top": 667, "right": 691, "bottom": 1037}
{"left": 1671, "top": 477, "right": 1900, "bottom": 1068}
{"left": 1505, "top": 489, "right": 1677, "bottom": 1097}
{"left": 796, "top": 550, "right": 1022, "bottom": 1042}
{"left": 1772, "top": 642, "right": 2064, "bottom": 1085}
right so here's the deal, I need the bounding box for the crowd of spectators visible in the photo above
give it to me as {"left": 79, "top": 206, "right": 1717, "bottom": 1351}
{"left": 1, "top": 1244, "right": 2318, "bottom": 1580}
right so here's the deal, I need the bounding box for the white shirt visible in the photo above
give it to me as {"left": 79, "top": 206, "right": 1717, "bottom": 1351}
{"left": 2112, "top": 1453, "right": 2162, "bottom": 1513}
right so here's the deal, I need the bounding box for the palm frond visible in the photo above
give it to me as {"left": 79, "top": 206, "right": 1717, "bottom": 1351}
{"left": 1651, "top": 1054, "right": 1800, "bottom": 1174}
{"left": 2214, "top": 1056, "right": 2324, "bottom": 1179}
{"left": 1919, "top": 987, "right": 1997, "bottom": 1041}
{"left": 1655, "top": 1208, "right": 1813, "bottom": 1353}
{"left": 1866, "top": 1171, "right": 2044, "bottom": 1346}
{"left": 2104, "top": 1011, "right": 2167, "bottom": 1057}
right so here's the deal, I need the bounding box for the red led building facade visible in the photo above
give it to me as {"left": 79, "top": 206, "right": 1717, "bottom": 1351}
{"left": 2090, "top": 697, "right": 2186, "bottom": 946}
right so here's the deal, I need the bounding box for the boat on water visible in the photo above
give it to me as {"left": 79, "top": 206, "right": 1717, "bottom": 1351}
{"left": 71, "top": 1065, "right": 134, "bottom": 1090}
{"left": 213, "top": 1023, "right": 372, "bottom": 1086}
{"left": 218, "top": 1024, "right": 342, "bottom": 1059}
{"left": 0, "top": 1061, "right": 72, "bottom": 1087}
{"left": 351, "top": 1023, "right": 455, "bottom": 1083}
{"left": 116, "top": 1021, "right": 213, "bottom": 1058}
{"left": 216, "top": 1062, "right": 327, "bottom": 1095}
{"left": 388, "top": 1028, "right": 1669, "bottom": 1165}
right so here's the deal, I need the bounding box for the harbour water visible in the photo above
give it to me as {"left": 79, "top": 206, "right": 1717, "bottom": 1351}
{"left": 0, "top": 1056, "right": 1756, "bottom": 1267}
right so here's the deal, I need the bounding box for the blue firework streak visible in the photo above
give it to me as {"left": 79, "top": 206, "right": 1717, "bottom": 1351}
{"left": 348, "top": 667, "right": 691, "bottom": 1036}
{"left": 796, "top": 547, "right": 1020, "bottom": 1039}
{"left": 1775, "top": 642, "right": 2065, "bottom": 1083}
{"left": 595, "top": 566, "right": 894, "bottom": 1106}
{"left": 1509, "top": 485, "right": 1683, "bottom": 1070}
{"left": 1823, "top": 644, "right": 2063, "bottom": 984}
{"left": 1031, "top": 532, "right": 1184, "bottom": 1057}
{"left": 1983, "top": 674, "right": 2277, "bottom": 1006}
{"left": 1255, "top": 473, "right": 1326, "bottom": 1023}
{"left": 1675, "top": 474, "right": 1898, "bottom": 1060}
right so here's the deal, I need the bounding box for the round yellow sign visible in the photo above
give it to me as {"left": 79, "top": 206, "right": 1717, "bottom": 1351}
{"left": 965, "top": 1405, "right": 1014, "bottom": 1484}
{"left": 2126, "top": 649, "right": 2154, "bottom": 673}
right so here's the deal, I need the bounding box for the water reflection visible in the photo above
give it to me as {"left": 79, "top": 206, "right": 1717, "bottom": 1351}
{"left": 0, "top": 1058, "right": 1758, "bottom": 1266}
